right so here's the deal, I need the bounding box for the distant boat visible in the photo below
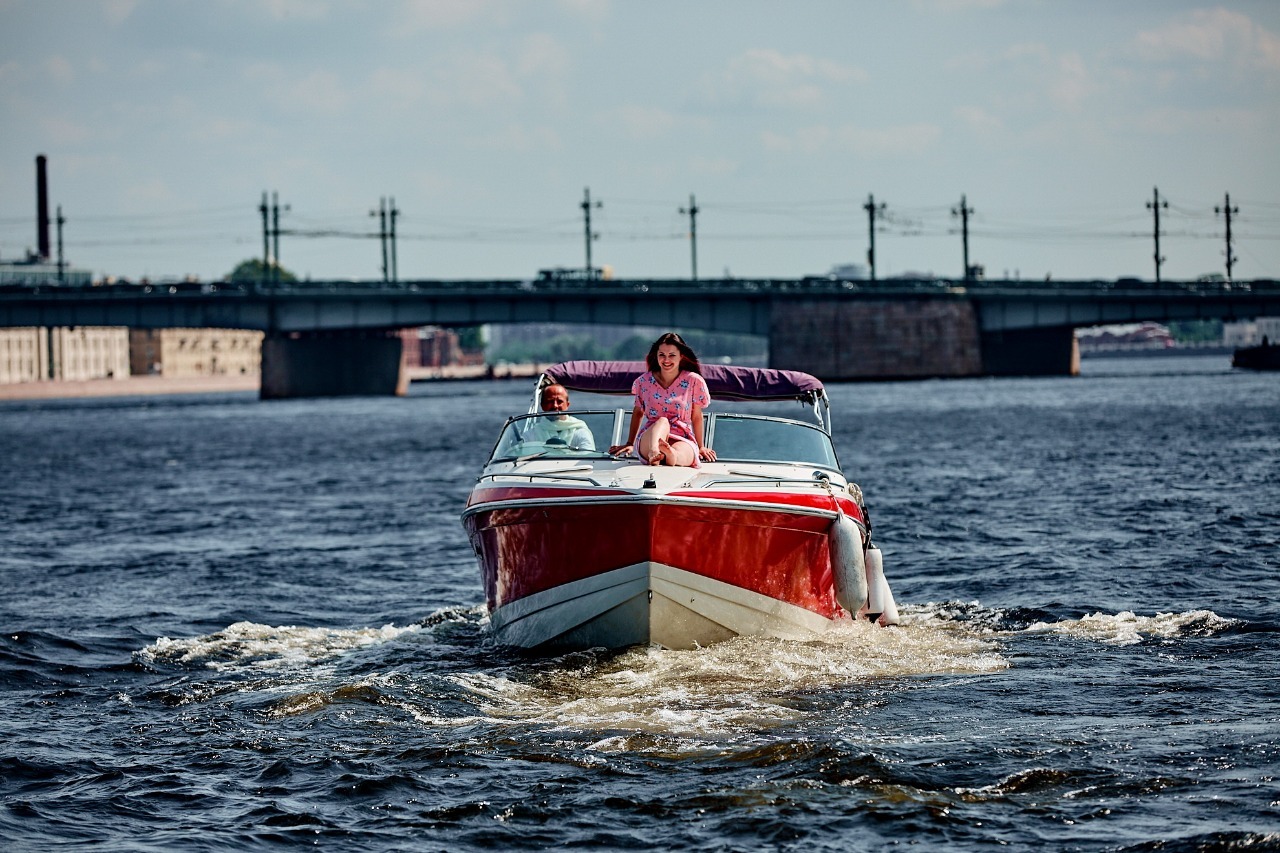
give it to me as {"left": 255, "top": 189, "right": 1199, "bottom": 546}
{"left": 1232, "top": 339, "right": 1280, "bottom": 371}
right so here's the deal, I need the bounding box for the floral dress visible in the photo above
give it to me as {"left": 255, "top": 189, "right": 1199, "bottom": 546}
{"left": 631, "top": 370, "right": 711, "bottom": 463}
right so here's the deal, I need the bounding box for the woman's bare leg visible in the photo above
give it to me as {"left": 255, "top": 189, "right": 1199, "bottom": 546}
{"left": 663, "top": 439, "right": 696, "bottom": 467}
{"left": 638, "top": 418, "right": 670, "bottom": 465}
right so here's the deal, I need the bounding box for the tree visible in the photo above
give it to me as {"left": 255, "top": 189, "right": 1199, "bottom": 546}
{"left": 455, "top": 326, "right": 486, "bottom": 352}
{"left": 226, "top": 258, "right": 297, "bottom": 284}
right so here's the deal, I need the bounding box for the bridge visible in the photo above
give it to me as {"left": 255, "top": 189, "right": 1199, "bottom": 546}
{"left": 2, "top": 277, "right": 1276, "bottom": 397}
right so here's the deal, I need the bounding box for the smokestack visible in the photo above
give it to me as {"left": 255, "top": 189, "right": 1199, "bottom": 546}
{"left": 36, "top": 154, "right": 50, "bottom": 261}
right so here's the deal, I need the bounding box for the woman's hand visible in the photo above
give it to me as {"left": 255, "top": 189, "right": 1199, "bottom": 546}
{"left": 609, "top": 444, "right": 633, "bottom": 457}
{"left": 698, "top": 446, "right": 717, "bottom": 462}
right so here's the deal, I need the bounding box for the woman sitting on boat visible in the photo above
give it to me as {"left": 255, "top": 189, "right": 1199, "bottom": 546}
{"left": 609, "top": 332, "right": 717, "bottom": 467}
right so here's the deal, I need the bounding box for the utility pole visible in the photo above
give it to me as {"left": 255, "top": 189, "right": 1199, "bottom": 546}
{"left": 258, "top": 191, "right": 288, "bottom": 287}
{"left": 55, "top": 204, "right": 65, "bottom": 284}
{"left": 260, "top": 191, "right": 270, "bottom": 289}
{"left": 1147, "top": 187, "right": 1168, "bottom": 283}
{"left": 271, "top": 192, "right": 289, "bottom": 286}
{"left": 679, "top": 193, "right": 699, "bottom": 281}
{"left": 864, "top": 194, "right": 886, "bottom": 281}
{"left": 952, "top": 194, "right": 974, "bottom": 281}
{"left": 581, "top": 187, "right": 601, "bottom": 276}
{"left": 1213, "top": 190, "right": 1233, "bottom": 280}
{"left": 389, "top": 196, "right": 399, "bottom": 283}
{"left": 372, "top": 197, "right": 388, "bottom": 282}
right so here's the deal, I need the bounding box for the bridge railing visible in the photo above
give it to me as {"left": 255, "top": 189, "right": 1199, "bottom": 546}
{"left": 1, "top": 276, "right": 1277, "bottom": 299}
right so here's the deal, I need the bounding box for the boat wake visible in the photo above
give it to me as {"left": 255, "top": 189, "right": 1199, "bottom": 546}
{"left": 133, "top": 606, "right": 485, "bottom": 673}
{"left": 128, "top": 602, "right": 1243, "bottom": 750}
{"left": 1018, "top": 608, "right": 1238, "bottom": 645}
{"left": 904, "top": 600, "right": 1241, "bottom": 645}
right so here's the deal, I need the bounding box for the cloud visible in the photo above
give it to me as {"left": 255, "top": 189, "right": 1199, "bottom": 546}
{"left": 122, "top": 177, "right": 174, "bottom": 209}
{"left": 369, "top": 67, "right": 426, "bottom": 103}
{"left": 366, "top": 42, "right": 566, "bottom": 112}
{"left": 911, "top": 0, "right": 1007, "bottom": 10}
{"left": 707, "top": 48, "right": 868, "bottom": 109}
{"left": 954, "top": 105, "right": 1004, "bottom": 136}
{"left": 100, "top": 0, "right": 139, "bottom": 25}
{"left": 1125, "top": 105, "right": 1261, "bottom": 136}
{"left": 40, "top": 115, "right": 93, "bottom": 145}
{"left": 1050, "top": 51, "right": 1093, "bottom": 110}
{"left": 44, "top": 56, "right": 75, "bottom": 85}
{"left": 555, "top": 0, "right": 609, "bottom": 20}
{"left": 761, "top": 122, "right": 940, "bottom": 157}
{"left": 427, "top": 52, "right": 522, "bottom": 107}
{"left": 689, "top": 155, "right": 738, "bottom": 177}
{"left": 518, "top": 32, "right": 570, "bottom": 79}
{"left": 393, "top": 0, "right": 507, "bottom": 32}
{"left": 952, "top": 41, "right": 1098, "bottom": 113}
{"left": 261, "top": 0, "right": 331, "bottom": 20}
{"left": 605, "top": 105, "right": 677, "bottom": 140}
{"left": 245, "top": 64, "right": 350, "bottom": 115}
{"left": 473, "top": 123, "right": 562, "bottom": 151}
{"left": 1136, "top": 8, "right": 1280, "bottom": 72}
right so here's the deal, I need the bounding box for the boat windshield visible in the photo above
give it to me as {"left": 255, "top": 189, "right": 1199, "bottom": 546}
{"left": 489, "top": 411, "right": 617, "bottom": 462}
{"left": 708, "top": 414, "right": 840, "bottom": 469}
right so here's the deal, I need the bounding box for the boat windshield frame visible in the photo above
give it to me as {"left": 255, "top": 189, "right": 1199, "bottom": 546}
{"left": 705, "top": 412, "right": 842, "bottom": 472}
{"left": 487, "top": 410, "right": 624, "bottom": 464}
{"left": 485, "top": 408, "right": 842, "bottom": 472}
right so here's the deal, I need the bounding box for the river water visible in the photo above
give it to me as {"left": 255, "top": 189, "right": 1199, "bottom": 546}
{"left": 1, "top": 355, "right": 1277, "bottom": 851}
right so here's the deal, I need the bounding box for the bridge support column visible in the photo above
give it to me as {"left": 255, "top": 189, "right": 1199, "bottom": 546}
{"left": 260, "top": 329, "right": 408, "bottom": 399}
{"left": 979, "top": 326, "right": 1079, "bottom": 376}
{"left": 769, "top": 298, "right": 983, "bottom": 380}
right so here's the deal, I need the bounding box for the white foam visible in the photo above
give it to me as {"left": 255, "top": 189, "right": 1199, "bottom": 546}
{"left": 440, "top": 618, "right": 1009, "bottom": 744}
{"left": 136, "top": 620, "right": 422, "bottom": 671}
{"left": 1021, "top": 609, "right": 1237, "bottom": 646}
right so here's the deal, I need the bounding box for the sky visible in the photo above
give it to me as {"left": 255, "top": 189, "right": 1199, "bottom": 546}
{"left": 1, "top": 0, "right": 1279, "bottom": 284}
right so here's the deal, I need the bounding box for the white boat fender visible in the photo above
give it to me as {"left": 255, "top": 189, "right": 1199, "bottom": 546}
{"left": 864, "top": 544, "right": 900, "bottom": 626}
{"left": 828, "top": 507, "right": 868, "bottom": 617}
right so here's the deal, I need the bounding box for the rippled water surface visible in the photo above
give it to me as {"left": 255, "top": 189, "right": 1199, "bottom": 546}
{"left": 2, "top": 355, "right": 1278, "bottom": 851}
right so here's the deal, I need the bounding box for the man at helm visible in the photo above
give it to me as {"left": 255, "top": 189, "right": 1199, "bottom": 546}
{"left": 498, "top": 383, "right": 595, "bottom": 455}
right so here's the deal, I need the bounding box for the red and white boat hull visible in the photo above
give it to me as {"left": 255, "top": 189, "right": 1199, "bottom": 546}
{"left": 463, "top": 481, "right": 866, "bottom": 650}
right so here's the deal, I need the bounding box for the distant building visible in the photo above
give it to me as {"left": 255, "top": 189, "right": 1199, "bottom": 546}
{"left": 1224, "top": 317, "right": 1280, "bottom": 347}
{"left": 0, "top": 328, "right": 49, "bottom": 384}
{"left": 400, "top": 327, "right": 484, "bottom": 368}
{"left": 54, "top": 327, "right": 131, "bottom": 380}
{"left": 128, "top": 329, "right": 263, "bottom": 377}
{"left": 0, "top": 326, "right": 130, "bottom": 382}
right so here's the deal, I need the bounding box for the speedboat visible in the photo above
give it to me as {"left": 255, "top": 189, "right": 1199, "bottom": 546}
{"left": 461, "top": 360, "right": 900, "bottom": 651}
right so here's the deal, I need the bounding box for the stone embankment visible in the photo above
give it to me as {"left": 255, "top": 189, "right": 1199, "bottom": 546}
{"left": 0, "top": 363, "right": 544, "bottom": 401}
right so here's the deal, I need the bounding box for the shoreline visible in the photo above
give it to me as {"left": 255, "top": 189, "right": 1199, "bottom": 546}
{"left": 0, "top": 363, "right": 547, "bottom": 401}
{"left": 0, "top": 374, "right": 261, "bottom": 401}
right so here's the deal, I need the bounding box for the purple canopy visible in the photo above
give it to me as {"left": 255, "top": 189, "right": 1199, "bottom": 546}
{"left": 544, "top": 360, "right": 825, "bottom": 402}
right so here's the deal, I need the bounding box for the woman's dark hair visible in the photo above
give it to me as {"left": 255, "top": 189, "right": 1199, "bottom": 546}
{"left": 646, "top": 332, "right": 702, "bottom": 376}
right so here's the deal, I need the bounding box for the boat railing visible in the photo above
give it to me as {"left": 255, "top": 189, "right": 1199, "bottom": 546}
{"left": 477, "top": 471, "right": 607, "bottom": 487}
{"left": 699, "top": 476, "right": 844, "bottom": 490}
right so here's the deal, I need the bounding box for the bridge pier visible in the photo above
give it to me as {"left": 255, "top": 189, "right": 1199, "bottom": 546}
{"left": 260, "top": 329, "right": 407, "bottom": 399}
{"left": 769, "top": 298, "right": 984, "bottom": 380}
{"left": 769, "top": 298, "right": 1079, "bottom": 380}
{"left": 979, "top": 326, "right": 1079, "bottom": 377}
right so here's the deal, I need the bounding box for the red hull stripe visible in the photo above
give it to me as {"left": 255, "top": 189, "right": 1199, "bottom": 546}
{"left": 670, "top": 490, "right": 862, "bottom": 519}
{"left": 466, "top": 486, "right": 632, "bottom": 508}
{"left": 466, "top": 486, "right": 863, "bottom": 524}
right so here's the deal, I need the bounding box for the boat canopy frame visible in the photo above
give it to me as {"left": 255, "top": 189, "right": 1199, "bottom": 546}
{"left": 533, "top": 360, "right": 832, "bottom": 432}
